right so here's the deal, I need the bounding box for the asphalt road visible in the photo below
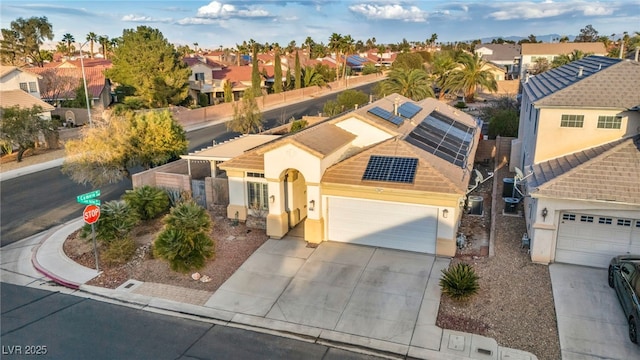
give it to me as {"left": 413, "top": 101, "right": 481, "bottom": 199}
{"left": 0, "top": 282, "right": 384, "bottom": 360}
{"left": 0, "top": 83, "right": 378, "bottom": 246}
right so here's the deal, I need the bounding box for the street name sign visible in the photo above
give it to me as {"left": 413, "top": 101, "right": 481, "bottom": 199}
{"left": 77, "top": 190, "right": 101, "bottom": 206}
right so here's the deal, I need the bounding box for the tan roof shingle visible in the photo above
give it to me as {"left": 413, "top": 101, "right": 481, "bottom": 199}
{"left": 530, "top": 135, "right": 640, "bottom": 204}
{"left": 0, "top": 89, "right": 55, "bottom": 111}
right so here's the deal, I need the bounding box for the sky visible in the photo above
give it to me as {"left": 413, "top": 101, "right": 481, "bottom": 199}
{"left": 1, "top": 0, "right": 639, "bottom": 50}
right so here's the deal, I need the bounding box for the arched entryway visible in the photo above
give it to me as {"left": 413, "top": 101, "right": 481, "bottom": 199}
{"left": 266, "top": 168, "right": 309, "bottom": 238}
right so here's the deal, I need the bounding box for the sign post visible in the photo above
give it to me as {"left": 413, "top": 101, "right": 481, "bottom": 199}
{"left": 78, "top": 190, "right": 101, "bottom": 271}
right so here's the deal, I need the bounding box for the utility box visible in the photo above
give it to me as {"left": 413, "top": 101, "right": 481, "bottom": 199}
{"left": 467, "top": 196, "right": 484, "bottom": 215}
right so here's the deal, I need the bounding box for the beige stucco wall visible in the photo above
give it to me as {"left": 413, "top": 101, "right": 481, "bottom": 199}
{"left": 533, "top": 108, "right": 640, "bottom": 164}
{"left": 525, "top": 196, "right": 640, "bottom": 264}
{"left": 1, "top": 69, "right": 41, "bottom": 98}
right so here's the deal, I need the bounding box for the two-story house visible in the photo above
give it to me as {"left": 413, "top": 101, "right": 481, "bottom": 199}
{"left": 184, "top": 56, "right": 225, "bottom": 105}
{"left": 0, "top": 66, "right": 43, "bottom": 98}
{"left": 513, "top": 56, "right": 640, "bottom": 268}
{"left": 519, "top": 42, "right": 607, "bottom": 78}
{"left": 474, "top": 43, "right": 521, "bottom": 79}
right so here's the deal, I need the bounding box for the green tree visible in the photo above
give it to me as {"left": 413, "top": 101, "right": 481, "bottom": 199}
{"left": 154, "top": 201, "right": 215, "bottom": 273}
{"left": 480, "top": 97, "right": 519, "bottom": 139}
{"left": 62, "top": 110, "right": 187, "bottom": 186}
{"left": 444, "top": 53, "right": 497, "bottom": 103}
{"left": 98, "top": 35, "right": 110, "bottom": 59}
{"left": 273, "top": 45, "right": 283, "bottom": 94}
{"left": 62, "top": 33, "right": 75, "bottom": 57}
{"left": 551, "top": 50, "right": 590, "bottom": 68}
{"left": 86, "top": 32, "right": 98, "bottom": 58}
{"left": 341, "top": 35, "right": 355, "bottom": 82}
{"left": 228, "top": 91, "right": 263, "bottom": 134}
{"left": 378, "top": 68, "right": 434, "bottom": 101}
{"left": 0, "top": 16, "right": 53, "bottom": 67}
{"left": 223, "top": 81, "right": 233, "bottom": 102}
{"left": 61, "top": 80, "right": 89, "bottom": 108}
{"left": 324, "top": 89, "right": 369, "bottom": 115}
{"left": 329, "top": 33, "right": 343, "bottom": 81}
{"left": 0, "top": 105, "right": 56, "bottom": 162}
{"left": 575, "top": 24, "right": 599, "bottom": 42}
{"left": 105, "top": 26, "right": 190, "bottom": 108}
{"left": 392, "top": 52, "right": 424, "bottom": 70}
{"left": 361, "top": 63, "right": 380, "bottom": 75}
{"left": 294, "top": 51, "right": 302, "bottom": 89}
{"left": 251, "top": 43, "right": 262, "bottom": 97}
{"left": 529, "top": 57, "right": 550, "bottom": 75}
{"left": 302, "top": 66, "right": 326, "bottom": 87}
{"left": 127, "top": 111, "right": 188, "bottom": 169}
{"left": 290, "top": 119, "right": 308, "bottom": 133}
{"left": 123, "top": 185, "right": 170, "bottom": 220}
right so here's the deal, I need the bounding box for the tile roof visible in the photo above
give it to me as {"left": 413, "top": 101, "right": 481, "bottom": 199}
{"left": 322, "top": 139, "right": 462, "bottom": 194}
{"left": 475, "top": 44, "right": 521, "bottom": 61}
{"left": 26, "top": 67, "right": 108, "bottom": 99}
{"left": 0, "top": 89, "right": 55, "bottom": 111}
{"left": 529, "top": 135, "right": 640, "bottom": 204}
{"left": 524, "top": 56, "right": 640, "bottom": 108}
{"left": 183, "top": 135, "right": 280, "bottom": 161}
{"left": 520, "top": 42, "right": 607, "bottom": 55}
{"left": 0, "top": 65, "right": 18, "bottom": 78}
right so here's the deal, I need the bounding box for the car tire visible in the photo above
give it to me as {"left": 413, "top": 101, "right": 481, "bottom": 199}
{"left": 608, "top": 265, "right": 615, "bottom": 288}
{"left": 630, "top": 317, "right": 638, "bottom": 344}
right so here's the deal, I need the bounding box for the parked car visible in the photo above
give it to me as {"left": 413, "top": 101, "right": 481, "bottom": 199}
{"left": 609, "top": 255, "right": 640, "bottom": 344}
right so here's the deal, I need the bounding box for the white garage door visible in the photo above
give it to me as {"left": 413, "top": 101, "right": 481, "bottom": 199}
{"left": 556, "top": 212, "right": 640, "bottom": 268}
{"left": 327, "top": 197, "right": 437, "bottom": 253}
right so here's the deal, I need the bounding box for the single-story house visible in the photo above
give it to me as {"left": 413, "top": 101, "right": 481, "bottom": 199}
{"left": 218, "top": 94, "right": 482, "bottom": 256}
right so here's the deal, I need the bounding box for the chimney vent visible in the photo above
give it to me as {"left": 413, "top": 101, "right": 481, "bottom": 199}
{"left": 577, "top": 66, "right": 584, "bottom": 77}
{"left": 393, "top": 97, "right": 399, "bottom": 116}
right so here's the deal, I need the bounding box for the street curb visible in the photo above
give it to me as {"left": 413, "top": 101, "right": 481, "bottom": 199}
{"left": 31, "top": 229, "right": 81, "bottom": 290}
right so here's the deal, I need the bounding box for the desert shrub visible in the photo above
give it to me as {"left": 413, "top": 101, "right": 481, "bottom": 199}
{"left": 123, "top": 185, "right": 170, "bottom": 220}
{"left": 153, "top": 200, "right": 215, "bottom": 273}
{"left": 439, "top": 262, "right": 480, "bottom": 301}
{"left": 162, "top": 187, "right": 189, "bottom": 207}
{"left": 454, "top": 101, "right": 468, "bottom": 109}
{"left": 102, "top": 237, "right": 136, "bottom": 265}
{"left": 81, "top": 200, "right": 139, "bottom": 244}
{"left": 289, "top": 119, "right": 308, "bottom": 133}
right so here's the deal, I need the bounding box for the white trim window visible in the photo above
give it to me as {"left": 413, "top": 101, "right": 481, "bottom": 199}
{"left": 597, "top": 116, "right": 622, "bottom": 129}
{"left": 560, "top": 114, "right": 584, "bottom": 128}
{"left": 247, "top": 182, "right": 268, "bottom": 211}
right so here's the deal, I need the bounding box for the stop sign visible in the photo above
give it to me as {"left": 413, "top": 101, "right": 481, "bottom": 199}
{"left": 83, "top": 205, "right": 100, "bottom": 224}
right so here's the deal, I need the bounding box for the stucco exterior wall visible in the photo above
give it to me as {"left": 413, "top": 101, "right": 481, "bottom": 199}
{"left": 334, "top": 117, "right": 394, "bottom": 147}
{"left": 1, "top": 69, "right": 41, "bottom": 98}
{"left": 533, "top": 108, "right": 640, "bottom": 164}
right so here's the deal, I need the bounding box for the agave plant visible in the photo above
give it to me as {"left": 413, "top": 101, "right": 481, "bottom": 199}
{"left": 439, "top": 262, "right": 480, "bottom": 301}
{"left": 88, "top": 200, "right": 139, "bottom": 244}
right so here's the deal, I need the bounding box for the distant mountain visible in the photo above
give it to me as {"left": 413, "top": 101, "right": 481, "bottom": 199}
{"left": 471, "top": 34, "right": 577, "bottom": 44}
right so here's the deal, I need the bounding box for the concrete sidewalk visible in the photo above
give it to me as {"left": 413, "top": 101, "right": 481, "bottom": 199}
{"left": 0, "top": 217, "right": 539, "bottom": 360}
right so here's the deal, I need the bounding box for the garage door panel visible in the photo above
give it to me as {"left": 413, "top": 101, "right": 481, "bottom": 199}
{"left": 556, "top": 213, "right": 639, "bottom": 268}
{"left": 327, "top": 197, "right": 437, "bottom": 254}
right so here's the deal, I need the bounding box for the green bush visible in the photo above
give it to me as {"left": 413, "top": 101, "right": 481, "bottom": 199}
{"left": 290, "top": 119, "right": 308, "bottom": 133}
{"left": 153, "top": 200, "right": 215, "bottom": 273}
{"left": 439, "top": 263, "right": 480, "bottom": 301}
{"left": 454, "top": 101, "right": 468, "bottom": 109}
{"left": 102, "top": 237, "right": 137, "bottom": 265}
{"left": 163, "top": 187, "right": 190, "bottom": 207}
{"left": 123, "top": 185, "right": 170, "bottom": 220}
{"left": 82, "top": 200, "right": 139, "bottom": 244}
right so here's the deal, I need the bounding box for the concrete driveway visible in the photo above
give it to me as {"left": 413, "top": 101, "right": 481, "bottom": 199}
{"left": 550, "top": 263, "right": 640, "bottom": 359}
{"left": 205, "top": 238, "right": 448, "bottom": 350}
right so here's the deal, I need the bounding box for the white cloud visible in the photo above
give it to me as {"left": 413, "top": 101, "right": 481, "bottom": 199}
{"left": 349, "top": 3, "right": 427, "bottom": 22}
{"left": 176, "top": 17, "right": 218, "bottom": 25}
{"left": 196, "top": 1, "right": 269, "bottom": 19}
{"left": 488, "top": 1, "right": 616, "bottom": 20}
{"left": 121, "top": 14, "right": 172, "bottom": 23}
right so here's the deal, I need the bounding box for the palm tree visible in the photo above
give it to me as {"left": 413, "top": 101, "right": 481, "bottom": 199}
{"left": 551, "top": 50, "right": 589, "bottom": 68}
{"left": 378, "top": 68, "right": 434, "bottom": 101}
{"left": 86, "top": 32, "right": 97, "bottom": 58}
{"left": 304, "top": 36, "right": 314, "bottom": 57}
{"left": 444, "top": 52, "right": 498, "bottom": 103}
{"left": 341, "top": 35, "right": 355, "bottom": 83}
{"left": 98, "top": 35, "right": 109, "bottom": 59}
{"left": 329, "top": 33, "right": 343, "bottom": 81}
{"left": 302, "top": 66, "right": 326, "bottom": 87}
{"left": 62, "top": 33, "right": 75, "bottom": 57}
{"left": 429, "top": 52, "right": 456, "bottom": 100}
{"left": 429, "top": 33, "right": 438, "bottom": 47}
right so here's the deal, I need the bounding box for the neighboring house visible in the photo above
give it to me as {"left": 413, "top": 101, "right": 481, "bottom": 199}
{"left": 0, "top": 89, "right": 55, "bottom": 118}
{"left": 212, "top": 65, "right": 271, "bottom": 101}
{"left": 518, "top": 42, "right": 607, "bottom": 77}
{"left": 474, "top": 43, "right": 521, "bottom": 79}
{"left": 28, "top": 66, "right": 112, "bottom": 110}
{"left": 0, "top": 66, "right": 42, "bottom": 98}
{"left": 513, "top": 56, "right": 640, "bottom": 268}
{"left": 218, "top": 94, "right": 482, "bottom": 256}
{"left": 184, "top": 56, "right": 225, "bottom": 105}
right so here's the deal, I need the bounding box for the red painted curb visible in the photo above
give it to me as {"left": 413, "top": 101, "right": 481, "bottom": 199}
{"left": 31, "top": 230, "right": 81, "bottom": 290}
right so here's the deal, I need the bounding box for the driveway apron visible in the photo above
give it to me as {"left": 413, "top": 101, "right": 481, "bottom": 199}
{"left": 550, "top": 263, "right": 640, "bottom": 359}
{"left": 204, "top": 238, "right": 444, "bottom": 346}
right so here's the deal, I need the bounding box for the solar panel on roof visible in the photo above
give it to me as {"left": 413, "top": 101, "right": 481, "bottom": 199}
{"left": 367, "top": 106, "right": 404, "bottom": 126}
{"left": 362, "top": 155, "right": 418, "bottom": 183}
{"left": 406, "top": 111, "right": 475, "bottom": 168}
{"left": 397, "top": 102, "right": 422, "bottom": 119}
